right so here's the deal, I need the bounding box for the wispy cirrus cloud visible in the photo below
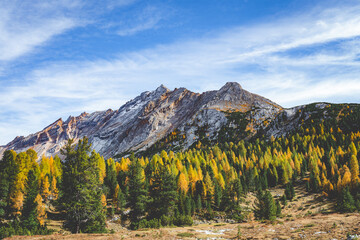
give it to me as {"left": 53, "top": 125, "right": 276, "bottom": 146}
{"left": 116, "top": 5, "right": 169, "bottom": 36}
{"left": 0, "top": 0, "right": 82, "bottom": 62}
{"left": 2, "top": 2, "right": 360, "bottom": 144}
{"left": 0, "top": 0, "right": 139, "bottom": 63}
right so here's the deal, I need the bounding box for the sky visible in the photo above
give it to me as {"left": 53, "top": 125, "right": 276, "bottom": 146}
{"left": 1, "top": 0, "right": 360, "bottom": 145}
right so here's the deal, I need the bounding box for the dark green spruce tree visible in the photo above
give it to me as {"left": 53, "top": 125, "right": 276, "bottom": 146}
{"left": 275, "top": 199, "right": 282, "bottom": 217}
{"left": 184, "top": 196, "right": 192, "bottom": 216}
{"left": 263, "top": 190, "right": 277, "bottom": 221}
{"left": 284, "top": 183, "right": 295, "bottom": 200}
{"left": 214, "top": 183, "right": 222, "bottom": 209}
{"left": 254, "top": 190, "right": 276, "bottom": 221}
{"left": 115, "top": 186, "right": 126, "bottom": 213}
{"left": 127, "top": 158, "right": 148, "bottom": 229}
{"left": 254, "top": 190, "right": 265, "bottom": 220}
{"left": 0, "top": 150, "right": 18, "bottom": 218}
{"left": 60, "top": 138, "right": 106, "bottom": 233}
{"left": 233, "top": 178, "right": 243, "bottom": 203}
{"left": 104, "top": 159, "right": 117, "bottom": 198}
{"left": 148, "top": 166, "right": 177, "bottom": 221}
{"left": 21, "top": 170, "right": 43, "bottom": 232}
{"left": 220, "top": 182, "right": 233, "bottom": 211}
{"left": 337, "top": 187, "right": 356, "bottom": 213}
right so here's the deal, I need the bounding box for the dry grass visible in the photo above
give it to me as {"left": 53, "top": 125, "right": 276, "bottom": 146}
{"left": 6, "top": 184, "right": 360, "bottom": 240}
{"left": 6, "top": 213, "right": 360, "bottom": 240}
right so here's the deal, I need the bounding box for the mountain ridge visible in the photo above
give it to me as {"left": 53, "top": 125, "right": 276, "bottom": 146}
{"left": 0, "top": 82, "right": 300, "bottom": 159}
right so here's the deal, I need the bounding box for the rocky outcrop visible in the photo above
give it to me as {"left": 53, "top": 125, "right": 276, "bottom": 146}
{"left": 0, "top": 82, "right": 283, "bottom": 159}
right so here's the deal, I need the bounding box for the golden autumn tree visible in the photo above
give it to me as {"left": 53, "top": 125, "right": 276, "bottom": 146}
{"left": 9, "top": 152, "right": 31, "bottom": 216}
{"left": 98, "top": 155, "right": 106, "bottom": 184}
{"left": 204, "top": 173, "right": 214, "bottom": 201}
{"left": 113, "top": 184, "right": 120, "bottom": 209}
{"left": 35, "top": 194, "right": 46, "bottom": 226}
{"left": 178, "top": 172, "right": 189, "bottom": 193}
{"left": 41, "top": 176, "right": 51, "bottom": 202}
{"left": 342, "top": 166, "right": 352, "bottom": 187}
{"left": 50, "top": 177, "right": 58, "bottom": 200}
{"left": 350, "top": 154, "right": 360, "bottom": 186}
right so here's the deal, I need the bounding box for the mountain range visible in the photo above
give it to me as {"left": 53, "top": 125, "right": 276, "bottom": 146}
{"left": 0, "top": 82, "right": 357, "bottom": 160}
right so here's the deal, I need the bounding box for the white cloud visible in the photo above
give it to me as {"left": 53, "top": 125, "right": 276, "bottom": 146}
{"left": 0, "top": 0, "right": 139, "bottom": 62}
{"left": 2, "top": 2, "right": 360, "bottom": 144}
{"left": 0, "top": 0, "right": 81, "bottom": 62}
{"left": 117, "top": 6, "right": 168, "bottom": 36}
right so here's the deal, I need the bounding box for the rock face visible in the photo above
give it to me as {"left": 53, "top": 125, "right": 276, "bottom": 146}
{"left": 0, "top": 82, "right": 283, "bottom": 159}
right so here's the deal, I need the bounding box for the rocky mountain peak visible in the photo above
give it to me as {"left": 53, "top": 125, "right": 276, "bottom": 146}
{"left": 154, "top": 84, "right": 169, "bottom": 95}
{"left": 219, "top": 82, "right": 243, "bottom": 92}
{"left": 43, "top": 118, "right": 63, "bottom": 130}
{"left": 0, "top": 82, "right": 283, "bottom": 160}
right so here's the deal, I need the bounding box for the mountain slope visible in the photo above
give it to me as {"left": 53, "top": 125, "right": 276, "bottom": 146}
{"left": 0, "top": 82, "right": 282, "bottom": 159}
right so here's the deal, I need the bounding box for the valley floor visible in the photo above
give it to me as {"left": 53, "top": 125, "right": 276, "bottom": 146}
{"left": 5, "top": 212, "right": 360, "bottom": 240}
{"left": 5, "top": 184, "right": 360, "bottom": 240}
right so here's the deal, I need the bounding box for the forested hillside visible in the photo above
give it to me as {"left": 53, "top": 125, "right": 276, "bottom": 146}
{"left": 1, "top": 103, "right": 360, "bottom": 238}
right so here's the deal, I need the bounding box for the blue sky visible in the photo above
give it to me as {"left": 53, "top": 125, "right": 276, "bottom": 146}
{"left": 1, "top": 0, "right": 360, "bottom": 144}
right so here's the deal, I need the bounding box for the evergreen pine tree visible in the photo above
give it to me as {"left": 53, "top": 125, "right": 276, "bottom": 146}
{"left": 275, "top": 199, "right": 281, "bottom": 217}
{"left": 264, "top": 191, "right": 276, "bottom": 221}
{"left": 254, "top": 190, "right": 276, "bottom": 220}
{"left": 0, "top": 150, "right": 18, "bottom": 218}
{"left": 214, "top": 183, "right": 222, "bottom": 209}
{"left": 337, "top": 187, "right": 356, "bottom": 212}
{"left": 196, "top": 195, "right": 202, "bottom": 211}
{"left": 113, "top": 184, "right": 125, "bottom": 213}
{"left": 185, "top": 196, "right": 192, "bottom": 216}
{"left": 148, "top": 166, "right": 178, "bottom": 220}
{"left": 305, "top": 181, "right": 310, "bottom": 192}
{"left": 254, "top": 190, "right": 265, "bottom": 220}
{"left": 191, "top": 199, "right": 196, "bottom": 215}
{"left": 128, "top": 158, "right": 148, "bottom": 229}
{"left": 233, "top": 178, "right": 243, "bottom": 203}
{"left": 177, "top": 193, "right": 185, "bottom": 215}
{"left": 104, "top": 158, "right": 117, "bottom": 198}
{"left": 290, "top": 182, "right": 295, "bottom": 199}
{"left": 284, "top": 183, "right": 295, "bottom": 200}
{"left": 21, "top": 170, "right": 43, "bottom": 231}
{"left": 60, "top": 138, "right": 106, "bottom": 233}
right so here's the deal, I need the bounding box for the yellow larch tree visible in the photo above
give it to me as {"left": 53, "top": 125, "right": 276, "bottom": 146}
{"left": 51, "top": 177, "right": 58, "bottom": 200}
{"left": 35, "top": 194, "right": 46, "bottom": 226}
{"left": 342, "top": 165, "right": 352, "bottom": 187}
{"left": 177, "top": 172, "right": 189, "bottom": 193}
{"left": 350, "top": 154, "right": 360, "bottom": 186}
{"left": 41, "top": 176, "right": 51, "bottom": 202}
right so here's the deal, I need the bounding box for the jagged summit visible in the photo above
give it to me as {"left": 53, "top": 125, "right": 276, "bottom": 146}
{"left": 42, "top": 118, "right": 63, "bottom": 130}
{"left": 220, "top": 81, "right": 243, "bottom": 91}
{"left": 155, "top": 84, "right": 169, "bottom": 93}
{"left": 0, "top": 82, "right": 283, "bottom": 159}
{"left": 205, "top": 82, "right": 281, "bottom": 112}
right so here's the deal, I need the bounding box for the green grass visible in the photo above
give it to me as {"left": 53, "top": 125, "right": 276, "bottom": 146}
{"left": 177, "top": 232, "right": 195, "bottom": 237}
{"left": 304, "top": 223, "right": 315, "bottom": 228}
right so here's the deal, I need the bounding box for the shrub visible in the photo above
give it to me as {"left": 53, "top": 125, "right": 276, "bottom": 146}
{"left": 160, "top": 215, "right": 172, "bottom": 226}
{"left": 0, "top": 221, "right": 53, "bottom": 239}
{"left": 173, "top": 215, "right": 193, "bottom": 226}
{"left": 135, "top": 218, "right": 162, "bottom": 229}
{"left": 177, "top": 232, "right": 194, "bottom": 238}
